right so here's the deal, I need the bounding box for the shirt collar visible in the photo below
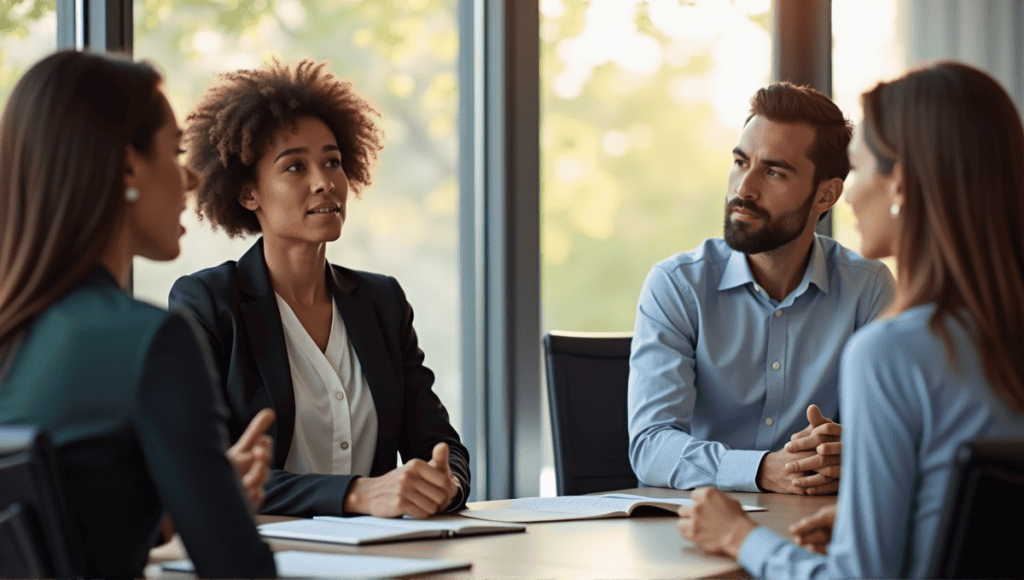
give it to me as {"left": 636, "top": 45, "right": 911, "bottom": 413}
{"left": 717, "top": 235, "right": 831, "bottom": 297}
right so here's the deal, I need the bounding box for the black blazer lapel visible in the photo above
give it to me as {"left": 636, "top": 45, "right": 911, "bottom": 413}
{"left": 327, "top": 266, "right": 400, "bottom": 476}
{"left": 236, "top": 239, "right": 296, "bottom": 468}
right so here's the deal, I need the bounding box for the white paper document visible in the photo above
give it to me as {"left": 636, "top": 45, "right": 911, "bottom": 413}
{"left": 163, "top": 551, "right": 471, "bottom": 579}
{"left": 258, "top": 515, "right": 524, "bottom": 545}
{"left": 459, "top": 493, "right": 765, "bottom": 523}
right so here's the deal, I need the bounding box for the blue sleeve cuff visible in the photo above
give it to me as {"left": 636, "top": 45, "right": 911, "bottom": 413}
{"left": 738, "top": 527, "right": 789, "bottom": 578}
{"left": 716, "top": 449, "right": 768, "bottom": 491}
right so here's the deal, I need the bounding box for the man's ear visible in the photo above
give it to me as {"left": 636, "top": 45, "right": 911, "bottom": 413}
{"left": 238, "top": 184, "right": 259, "bottom": 212}
{"left": 815, "top": 177, "right": 844, "bottom": 212}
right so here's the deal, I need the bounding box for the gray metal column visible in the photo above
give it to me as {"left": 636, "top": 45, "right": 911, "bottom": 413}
{"left": 772, "top": 0, "right": 833, "bottom": 236}
{"left": 56, "top": 0, "right": 132, "bottom": 52}
{"left": 459, "top": 0, "right": 541, "bottom": 500}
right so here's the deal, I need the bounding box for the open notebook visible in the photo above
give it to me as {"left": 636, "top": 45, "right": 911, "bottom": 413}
{"left": 258, "top": 515, "right": 525, "bottom": 545}
{"left": 459, "top": 493, "right": 766, "bottom": 523}
{"left": 163, "top": 551, "right": 471, "bottom": 579}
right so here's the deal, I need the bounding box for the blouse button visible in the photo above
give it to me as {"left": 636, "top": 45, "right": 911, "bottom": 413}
{"left": 335, "top": 391, "right": 344, "bottom": 400}
{"left": 772, "top": 361, "right": 781, "bottom": 371}
{"left": 340, "top": 441, "right": 349, "bottom": 450}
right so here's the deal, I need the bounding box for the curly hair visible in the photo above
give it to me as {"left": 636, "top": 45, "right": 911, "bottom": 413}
{"left": 184, "top": 59, "right": 384, "bottom": 237}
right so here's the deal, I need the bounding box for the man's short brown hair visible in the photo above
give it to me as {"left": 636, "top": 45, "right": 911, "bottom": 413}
{"left": 746, "top": 82, "right": 853, "bottom": 190}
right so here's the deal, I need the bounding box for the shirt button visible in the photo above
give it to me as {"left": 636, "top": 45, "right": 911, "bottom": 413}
{"left": 335, "top": 391, "right": 344, "bottom": 400}
{"left": 765, "top": 418, "right": 773, "bottom": 426}
{"left": 774, "top": 310, "right": 782, "bottom": 317}
{"left": 772, "top": 361, "right": 781, "bottom": 371}
{"left": 340, "top": 441, "right": 349, "bottom": 450}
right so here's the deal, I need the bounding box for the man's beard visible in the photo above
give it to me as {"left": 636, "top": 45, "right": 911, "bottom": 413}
{"left": 723, "top": 189, "right": 815, "bottom": 254}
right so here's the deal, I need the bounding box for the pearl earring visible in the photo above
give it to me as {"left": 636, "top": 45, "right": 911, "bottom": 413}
{"left": 125, "top": 187, "right": 140, "bottom": 202}
{"left": 890, "top": 202, "right": 901, "bottom": 217}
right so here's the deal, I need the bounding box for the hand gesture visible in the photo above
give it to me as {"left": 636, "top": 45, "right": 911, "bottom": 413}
{"left": 755, "top": 445, "right": 820, "bottom": 494}
{"left": 226, "top": 408, "right": 275, "bottom": 511}
{"left": 345, "top": 443, "right": 460, "bottom": 519}
{"left": 789, "top": 503, "right": 837, "bottom": 554}
{"left": 783, "top": 404, "right": 842, "bottom": 494}
{"left": 678, "top": 487, "right": 758, "bottom": 559}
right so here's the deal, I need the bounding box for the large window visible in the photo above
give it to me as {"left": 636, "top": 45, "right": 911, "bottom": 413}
{"left": 132, "top": 0, "right": 463, "bottom": 431}
{"left": 831, "top": 0, "right": 905, "bottom": 264}
{"left": 0, "top": 0, "right": 56, "bottom": 106}
{"left": 539, "top": 0, "right": 772, "bottom": 494}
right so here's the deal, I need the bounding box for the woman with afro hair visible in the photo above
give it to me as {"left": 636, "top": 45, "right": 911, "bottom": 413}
{"left": 170, "top": 59, "right": 469, "bottom": 518}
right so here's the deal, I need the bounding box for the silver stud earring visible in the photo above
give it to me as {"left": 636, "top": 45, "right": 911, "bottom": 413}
{"left": 125, "top": 187, "right": 140, "bottom": 202}
{"left": 890, "top": 202, "right": 901, "bottom": 217}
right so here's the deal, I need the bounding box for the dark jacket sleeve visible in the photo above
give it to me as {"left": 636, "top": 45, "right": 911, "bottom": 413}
{"left": 260, "top": 470, "right": 357, "bottom": 516}
{"left": 388, "top": 277, "right": 471, "bottom": 511}
{"left": 132, "top": 313, "right": 275, "bottom": 578}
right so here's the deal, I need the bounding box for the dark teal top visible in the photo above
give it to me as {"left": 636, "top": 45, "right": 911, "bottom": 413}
{"left": 0, "top": 268, "right": 275, "bottom": 578}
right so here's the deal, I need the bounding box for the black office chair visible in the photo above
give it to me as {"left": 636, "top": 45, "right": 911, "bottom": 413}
{"left": 0, "top": 426, "right": 76, "bottom": 578}
{"left": 543, "top": 331, "right": 637, "bottom": 496}
{"left": 927, "top": 439, "right": 1024, "bottom": 579}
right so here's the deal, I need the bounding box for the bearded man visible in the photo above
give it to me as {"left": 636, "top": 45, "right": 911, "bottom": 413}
{"left": 627, "top": 82, "right": 895, "bottom": 495}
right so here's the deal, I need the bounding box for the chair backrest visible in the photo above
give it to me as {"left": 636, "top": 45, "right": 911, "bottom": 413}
{"left": 927, "top": 439, "right": 1024, "bottom": 579}
{"left": 0, "top": 427, "right": 75, "bottom": 578}
{"left": 543, "top": 331, "right": 637, "bottom": 496}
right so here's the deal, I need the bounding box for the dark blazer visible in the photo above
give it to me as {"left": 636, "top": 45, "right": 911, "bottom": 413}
{"left": 0, "top": 268, "right": 275, "bottom": 578}
{"left": 169, "top": 238, "right": 470, "bottom": 517}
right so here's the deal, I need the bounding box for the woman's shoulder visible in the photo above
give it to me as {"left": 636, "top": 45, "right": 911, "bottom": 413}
{"left": 174, "top": 259, "right": 242, "bottom": 292}
{"left": 841, "top": 304, "right": 959, "bottom": 401}
{"left": 330, "top": 263, "right": 402, "bottom": 296}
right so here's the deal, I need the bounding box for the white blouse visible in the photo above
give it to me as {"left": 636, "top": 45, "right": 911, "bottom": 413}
{"left": 275, "top": 293, "right": 378, "bottom": 477}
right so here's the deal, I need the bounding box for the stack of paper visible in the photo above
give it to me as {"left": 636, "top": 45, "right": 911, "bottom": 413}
{"left": 163, "top": 551, "right": 471, "bottom": 579}
{"left": 258, "top": 515, "right": 525, "bottom": 545}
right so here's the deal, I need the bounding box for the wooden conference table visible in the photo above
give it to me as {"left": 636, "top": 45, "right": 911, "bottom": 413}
{"left": 147, "top": 487, "right": 834, "bottom": 579}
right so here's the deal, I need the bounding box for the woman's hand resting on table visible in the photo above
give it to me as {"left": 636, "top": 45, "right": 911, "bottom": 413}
{"left": 677, "top": 487, "right": 758, "bottom": 559}
{"left": 789, "top": 503, "right": 837, "bottom": 555}
{"left": 344, "top": 442, "right": 461, "bottom": 518}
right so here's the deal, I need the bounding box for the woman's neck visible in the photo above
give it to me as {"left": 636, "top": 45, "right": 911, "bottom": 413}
{"left": 262, "top": 237, "right": 331, "bottom": 308}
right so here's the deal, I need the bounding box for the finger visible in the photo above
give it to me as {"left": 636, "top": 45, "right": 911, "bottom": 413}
{"left": 810, "top": 422, "right": 842, "bottom": 438}
{"left": 795, "top": 529, "right": 831, "bottom": 546}
{"left": 409, "top": 459, "right": 453, "bottom": 491}
{"left": 816, "top": 441, "right": 842, "bottom": 456}
{"left": 806, "top": 404, "right": 826, "bottom": 428}
{"left": 786, "top": 453, "right": 840, "bottom": 473}
{"left": 691, "top": 487, "right": 712, "bottom": 502}
{"left": 814, "top": 465, "right": 841, "bottom": 478}
{"left": 789, "top": 511, "right": 831, "bottom": 534}
{"left": 404, "top": 470, "right": 449, "bottom": 506}
{"left": 677, "top": 504, "right": 693, "bottom": 518}
{"left": 401, "top": 484, "right": 446, "bottom": 518}
{"left": 805, "top": 480, "right": 840, "bottom": 495}
{"left": 234, "top": 408, "right": 276, "bottom": 451}
{"left": 789, "top": 423, "right": 813, "bottom": 441}
{"left": 428, "top": 443, "right": 451, "bottom": 473}
{"left": 791, "top": 472, "right": 834, "bottom": 488}
{"left": 677, "top": 518, "right": 692, "bottom": 539}
{"left": 786, "top": 434, "right": 823, "bottom": 453}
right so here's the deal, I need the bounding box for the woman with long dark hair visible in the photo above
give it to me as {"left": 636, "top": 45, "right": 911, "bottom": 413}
{"left": 676, "top": 61, "right": 1024, "bottom": 578}
{"left": 0, "top": 51, "right": 275, "bottom": 578}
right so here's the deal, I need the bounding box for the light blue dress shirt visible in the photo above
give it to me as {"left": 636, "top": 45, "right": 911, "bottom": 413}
{"left": 628, "top": 235, "right": 895, "bottom": 491}
{"left": 739, "top": 304, "right": 1024, "bottom": 578}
